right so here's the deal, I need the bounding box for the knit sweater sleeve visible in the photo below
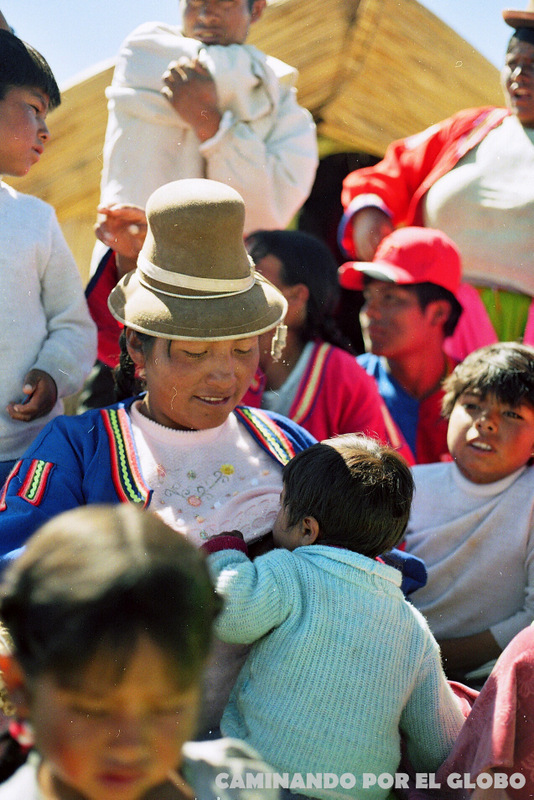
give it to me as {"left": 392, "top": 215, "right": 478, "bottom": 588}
{"left": 207, "top": 549, "right": 293, "bottom": 644}
{"left": 400, "top": 634, "right": 465, "bottom": 772}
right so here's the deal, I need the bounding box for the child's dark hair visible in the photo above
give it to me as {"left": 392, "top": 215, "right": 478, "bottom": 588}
{"left": 0, "top": 504, "right": 220, "bottom": 687}
{"left": 282, "top": 434, "right": 414, "bottom": 558}
{"left": 246, "top": 229, "right": 353, "bottom": 351}
{"left": 0, "top": 30, "right": 60, "bottom": 110}
{"left": 442, "top": 342, "right": 534, "bottom": 418}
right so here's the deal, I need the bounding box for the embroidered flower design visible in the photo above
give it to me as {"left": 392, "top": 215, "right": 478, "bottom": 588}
{"left": 187, "top": 470, "right": 197, "bottom": 479}
{"left": 187, "top": 496, "right": 202, "bottom": 507}
{"left": 220, "top": 464, "right": 235, "bottom": 476}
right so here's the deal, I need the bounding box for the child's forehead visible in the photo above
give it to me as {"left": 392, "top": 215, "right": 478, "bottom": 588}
{"left": 54, "top": 639, "right": 187, "bottom": 694}
{"left": 459, "top": 388, "right": 534, "bottom": 410}
{"left": 8, "top": 85, "right": 49, "bottom": 107}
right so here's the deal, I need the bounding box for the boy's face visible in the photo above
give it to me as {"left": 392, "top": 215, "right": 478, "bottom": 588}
{"left": 360, "top": 280, "right": 444, "bottom": 360}
{"left": 26, "top": 636, "right": 201, "bottom": 800}
{"left": 447, "top": 391, "right": 534, "bottom": 484}
{"left": 181, "top": 0, "right": 266, "bottom": 46}
{"left": 0, "top": 86, "right": 50, "bottom": 176}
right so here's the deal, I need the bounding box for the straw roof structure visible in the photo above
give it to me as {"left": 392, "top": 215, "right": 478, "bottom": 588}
{"left": 8, "top": 0, "right": 503, "bottom": 280}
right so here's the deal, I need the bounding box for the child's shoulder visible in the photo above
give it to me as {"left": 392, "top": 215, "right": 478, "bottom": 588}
{"left": 0, "top": 755, "right": 39, "bottom": 799}
{"left": 182, "top": 738, "right": 278, "bottom": 800}
{"left": 0, "top": 181, "right": 56, "bottom": 221}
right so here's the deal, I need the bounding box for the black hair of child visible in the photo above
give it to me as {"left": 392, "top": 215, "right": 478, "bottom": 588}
{"left": 0, "top": 504, "right": 220, "bottom": 687}
{"left": 0, "top": 29, "right": 60, "bottom": 109}
{"left": 442, "top": 342, "right": 534, "bottom": 418}
{"left": 282, "top": 433, "right": 414, "bottom": 558}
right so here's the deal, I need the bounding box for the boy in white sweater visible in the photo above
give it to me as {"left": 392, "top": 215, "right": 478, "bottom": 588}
{"left": 404, "top": 342, "right": 534, "bottom": 685}
{"left": 0, "top": 31, "right": 96, "bottom": 484}
{"left": 204, "top": 434, "right": 464, "bottom": 800}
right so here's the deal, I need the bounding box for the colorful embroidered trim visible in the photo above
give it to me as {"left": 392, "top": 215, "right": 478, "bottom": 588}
{"left": 291, "top": 342, "right": 331, "bottom": 425}
{"left": 0, "top": 461, "right": 21, "bottom": 512}
{"left": 457, "top": 108, "right": 508, "bottom": 160}
{"left": 102, "top": 408, "right": 150, "bottom": 505}
{"left": 235, "top": 407, "right": 296, "bottom": 465}
{"left": 17, "top": 460, "right": 53, "bottom": 506}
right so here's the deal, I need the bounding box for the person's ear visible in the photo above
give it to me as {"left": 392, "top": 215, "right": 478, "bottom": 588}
{"left": 125, "top": 328, "right": 147, "bottom": 370}
{"left": 250, "top": 0, "right": 266, "bottom": 23}
{"left": 427, "top": 300, "right": 451, "bottom": 327}
{"left": 0, "top": 654, "right": 31, "bottom": 717}
{"left": 300, "top": 515, "right": 320, "bottom": 545}
{"left": 285, "top": 283, "right": 309, "bottom": 322}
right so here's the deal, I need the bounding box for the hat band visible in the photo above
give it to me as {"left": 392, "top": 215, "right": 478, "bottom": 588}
{"left": 138, "top": 254, "right": 255, "bottom": 295}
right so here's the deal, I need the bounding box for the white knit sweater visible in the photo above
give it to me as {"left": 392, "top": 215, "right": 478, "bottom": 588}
{"left": 0, "top": 182, "right": 96, "bottom": 460}
{"left": 404, "top": 462, "right": 534, "bottom": 649}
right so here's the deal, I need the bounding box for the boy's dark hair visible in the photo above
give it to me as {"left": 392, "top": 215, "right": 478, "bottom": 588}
{"left": 0, "top": 505, "right": 220, "bottom": 687}
{"left": 442, "top": 342, "right": 534, "bottom": 418}
{"left": 0, "top": 30, "right": 60, "bottom": 109}
{"left": 282, "top": 434, "right": 414, "bottom": 558}
{"left": 411, "top": 283, "right": 463, "bottom": 337}
{"left": 246, "top": 229, "right": 353, "bottom": 351}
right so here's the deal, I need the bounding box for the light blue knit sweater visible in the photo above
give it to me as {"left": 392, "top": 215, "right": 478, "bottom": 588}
{"left": 208, "top": 544, "right": 464, "bottom": 800}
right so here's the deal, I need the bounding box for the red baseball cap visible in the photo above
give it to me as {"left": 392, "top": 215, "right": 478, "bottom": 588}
{"left": 338, "top": 227, "right": 462, "bottom": 296}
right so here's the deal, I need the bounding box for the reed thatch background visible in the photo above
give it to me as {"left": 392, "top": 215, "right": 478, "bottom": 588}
{"left": 8, "top": 0, "right": 503, "bottom": 282}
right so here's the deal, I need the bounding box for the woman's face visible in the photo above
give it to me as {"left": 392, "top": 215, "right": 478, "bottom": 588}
{"left": 128, "top": 333, "right": 259, "bottom": 430}
{"left": 502, "top": 38, "right": 534, "bottom": 127}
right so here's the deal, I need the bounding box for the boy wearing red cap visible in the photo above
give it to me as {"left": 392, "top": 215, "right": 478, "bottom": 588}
{"left": 339, "top": 227, "right": 463, "bottom": 464}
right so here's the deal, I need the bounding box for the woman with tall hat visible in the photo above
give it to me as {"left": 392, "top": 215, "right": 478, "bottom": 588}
{"left": 339, "top": 1, "right": 534, "bottom": 360}
{"left": 0, "top": 178, "right": 317, "bottom": 732}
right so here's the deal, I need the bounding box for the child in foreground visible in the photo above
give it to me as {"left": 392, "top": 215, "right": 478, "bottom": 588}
{"left": 204, "top": 434, "right": 465, "bottom": 800}
{"left": 0, "top": 30, "right": 96, "bottom": 484}
{"left": 0, "top": 504, "right": 278, "bottom": 800}
{"left": 403, "top": 342, "right": 534, "bottom": 685}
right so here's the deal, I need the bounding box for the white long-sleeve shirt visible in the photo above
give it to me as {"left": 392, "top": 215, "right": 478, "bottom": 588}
{"left": 404, "top": 461, "right": 534, "bottom": 649}
{"left": 100, "top": 22, "right": 318, "bottom": 234}
{"left": 0, "top": 182, "right": 96, "bottom": 460}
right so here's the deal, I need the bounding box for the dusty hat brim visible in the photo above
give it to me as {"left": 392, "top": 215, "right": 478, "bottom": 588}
{"left": 503, "top": 9, "right": 534, "bottom": 28}
{"left": 108, "top": 269, "right": 287, "bottom": 340}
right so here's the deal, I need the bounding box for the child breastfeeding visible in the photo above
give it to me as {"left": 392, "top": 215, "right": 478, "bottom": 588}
{"left": 0, "top": 504, "right": 278, "bottom": 800}
{"left": 204, "top": 434, "right": 465, "bottom": 800}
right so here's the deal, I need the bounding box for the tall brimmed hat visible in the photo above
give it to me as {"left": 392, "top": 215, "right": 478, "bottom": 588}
{"left": 503, "top": 0, "right": 534, "bottom": 29}
{"left": 338, "top": 227, "right": 461, "bottom": 295}
{"left": 108, "top": 179, "right": 287, "bottom": 342}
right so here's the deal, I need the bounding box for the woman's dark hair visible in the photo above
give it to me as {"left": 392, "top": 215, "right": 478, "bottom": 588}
{"left": 0, "top": 30, "right": 60, "bottom": 109}
{"left": 282, "top": 434, "right": 414, "bottom": 558}
{"left": 114, "top": 328, "right": 156, "bottom": 401}
{"left": 442, "top": 342, "right": 534, "bottom": 418}
{"left": 0, "top": 505, "right": 220, "bottom": 687}
{"left": 246, "top": 229, "right": 353, "bottom": 351}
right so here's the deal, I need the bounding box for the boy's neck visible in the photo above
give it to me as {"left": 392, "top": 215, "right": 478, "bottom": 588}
{"left": 386, "top": 348, "right": 449, "bottom": 401}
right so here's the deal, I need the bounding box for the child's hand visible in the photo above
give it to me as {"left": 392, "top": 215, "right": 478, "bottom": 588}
{"left": 95, "top": 205, "right": 147, "bottom": 262}
{"left": 7, "top": 370, "right": 57, "bottom": 422}
{"left": 161, "top": 57, "right": 221, "bottom": 142}
{"left": 211, "top": 530, "right": 245, "bottom": 541}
